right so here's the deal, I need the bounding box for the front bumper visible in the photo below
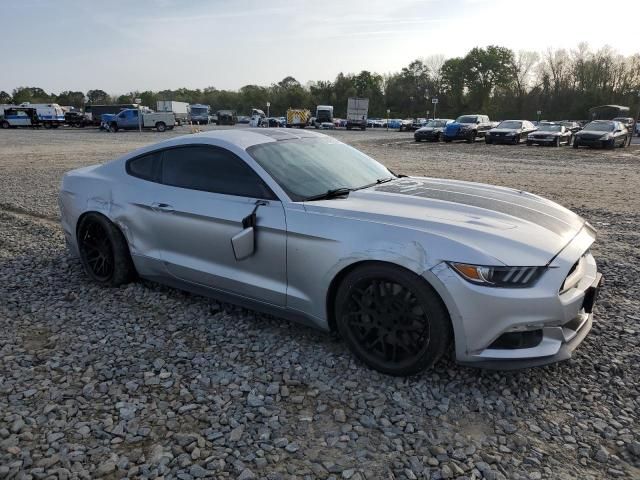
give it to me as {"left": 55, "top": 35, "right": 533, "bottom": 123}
{"left": 576, "top": 137, "right": 609, "bottom": 148}
{"left": 426, "top": 226, "right": 601, "bottom": 369}
{"left": 488, "top": 134, "right": 518, "bottom": 143}
{"left": 528, "top": 137, "right": 557, "bottom": 144}
{"left": 414, "top": 131, "right": 439, "bottom": 140}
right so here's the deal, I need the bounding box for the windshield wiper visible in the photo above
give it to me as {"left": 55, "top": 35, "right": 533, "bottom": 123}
{"left": 354, "top": 176, "right": 397, "bottom": 191}
{"left": 304, "top": 187, "right": 352, "bottom": 201}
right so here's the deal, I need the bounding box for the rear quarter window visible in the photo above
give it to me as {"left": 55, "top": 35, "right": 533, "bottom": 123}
{"left": 126, "top": 151, "right": 161, "bottom": 182}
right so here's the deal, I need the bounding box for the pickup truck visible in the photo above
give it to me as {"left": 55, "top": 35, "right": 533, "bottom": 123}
{"left": 443, "top": 114, "right": 493, "bottom": 142}
{"left": 105, "top": 109, "right": 175, "bottom": 132}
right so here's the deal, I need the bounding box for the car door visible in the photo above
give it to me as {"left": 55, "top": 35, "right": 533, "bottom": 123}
{"left": 148, "top": 144, "right": 288, "bottom": 306}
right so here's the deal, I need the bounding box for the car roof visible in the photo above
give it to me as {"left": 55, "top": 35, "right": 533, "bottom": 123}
{"left": 178, "top": 128, "right": 327, "bottom": 150}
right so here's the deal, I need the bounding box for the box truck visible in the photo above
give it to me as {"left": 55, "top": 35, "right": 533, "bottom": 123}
{"left": 157, "top": 100, "right": 189, "bottom": 124}
{"left": 346, "top": 97, "right": 369, "bottom": 130}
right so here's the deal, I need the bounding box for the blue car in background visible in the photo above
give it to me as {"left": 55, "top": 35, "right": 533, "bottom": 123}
{"left": 443, "top": 114, "right": 493, "bottom": 143}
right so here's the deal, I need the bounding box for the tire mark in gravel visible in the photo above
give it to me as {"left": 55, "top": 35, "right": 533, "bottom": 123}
{"left": 0, "top": 202, "right": 60, "bottom": 226}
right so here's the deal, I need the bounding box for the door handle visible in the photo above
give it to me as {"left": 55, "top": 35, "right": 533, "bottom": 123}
{"left": 151, "top": 202, "right": 174, "bottom": 213}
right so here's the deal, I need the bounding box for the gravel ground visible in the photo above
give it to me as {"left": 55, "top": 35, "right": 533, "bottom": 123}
{"left": 1, "top": 126, "right": 639, "bottom": 480}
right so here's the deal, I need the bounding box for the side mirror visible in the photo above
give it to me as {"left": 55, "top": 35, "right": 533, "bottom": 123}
{"left": 231, "top": 225, "right": 255, "bottom": 261}
{"left": 231, "top": 202, "right": 266, "bottom": 261}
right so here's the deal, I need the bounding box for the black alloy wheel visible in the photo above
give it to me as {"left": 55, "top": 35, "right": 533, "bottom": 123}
{"left": 335, "top": 264, "right": 450, "bottom": 376}
{"left": 79, "top": 219, "right": 114, "bottom": 282}
{"left": 77, "top": 213, "right": 136, "bottom": 286}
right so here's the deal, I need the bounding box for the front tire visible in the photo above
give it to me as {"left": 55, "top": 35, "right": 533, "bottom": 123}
{"left": 77, "top": 213, "right": 136, "bottom": 287}
{"left": 335, "top": 264, "right": 451, "bottom": 376}
{"left": 1, "top": 121, "right": 9, "bottom": 129}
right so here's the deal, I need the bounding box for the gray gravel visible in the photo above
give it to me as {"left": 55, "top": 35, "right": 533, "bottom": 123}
{"left": 0, "top": 127, "right": 639, "bottom": 479}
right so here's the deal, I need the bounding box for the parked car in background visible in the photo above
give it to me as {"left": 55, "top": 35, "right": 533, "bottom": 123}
{"left": 398, "top": 119, "right": 413, "bottom": 131}
{"left": 485, "top": 120, "right": 537, "bottom": 145}
{"left": 443, "top": 114, "right": 493, "bottom": 143}
{"left": 59, "top": 129, "right": 602, "bottom": 376}
{"left": 559, "top": 121, "right": 582, "bottom": 134}
{"left": 573, "top": 120, "right": 628, "bottom": 149}
{"left": 105, "top": 109, "right": 175, "bottom": 132}
{"left": 236, "top": 115, "right": 250, "bottom": 124}
{"left": 527, "top": 123, "right": 573, "bottom": 146}
{"left": 217, "top": 110, "right": 237, "bottom": 125}
{"left": 84, "top": 104, "right": 138, "bottom": 125}
{"left": 64, "top": 111, "right": 91, "bottom": 128}
{"left": 612, "top": 117, "right": 635, "bottom": 145}
{"left": 409, "top": 118, "right": 427, "bottom": 131}
{"left": 265, "top": 117, "right": 285, "bottom": 127}
{"left": 414, "top": 119, "right": 454, "bottom": 142}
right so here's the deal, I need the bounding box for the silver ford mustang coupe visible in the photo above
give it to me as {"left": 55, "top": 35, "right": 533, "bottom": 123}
{"left": 59, "top": 129, "right": 602, "bottom": 376}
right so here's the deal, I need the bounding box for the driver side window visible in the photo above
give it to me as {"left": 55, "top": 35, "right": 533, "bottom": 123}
{"left": 161, "top": 146, "right": 277, "bottom": 200}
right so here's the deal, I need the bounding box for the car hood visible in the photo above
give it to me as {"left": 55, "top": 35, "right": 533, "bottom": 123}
{"left": 531, "top": 131, "right": 560, "bottom": 136}
{"left": 304, "top": 177, "right": 587, "bottom": 266}
{"left": 490, "top": 128, "right": 520, "bottom": 134}
{"left": 578, "top": 129, "right": 610, "bottom": 136}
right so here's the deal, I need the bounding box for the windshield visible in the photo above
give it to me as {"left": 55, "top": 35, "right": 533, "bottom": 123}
{"left": 425, "top": 120, "right": 446, "bottom": 127}
{"left": 497, "top": 120, "right": 522, "bottom": 129}
{"left": 248, "top": 138, "right": 394, "bottom": 201}
{"left": 456, "top": 115, "right": 478, "bottom": 124}
{"left": 191, "top": 107, "right": 207, "bottom": 115}
{"left": 538, "top": 124, "right": 561, "bottom": 132}
{"left": 584, "top": 122, "right": 614, "bottom": 132}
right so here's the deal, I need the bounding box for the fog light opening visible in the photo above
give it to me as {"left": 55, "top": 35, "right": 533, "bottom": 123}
{"left": 488, "top": 329, "right": 543, "bottom": 350}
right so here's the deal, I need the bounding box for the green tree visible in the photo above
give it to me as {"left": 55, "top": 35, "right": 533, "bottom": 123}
{"left": 0, "top": 91, "right": 12, "bottom": 104}
{"left": 86, "top": 89, "right": 110, "bottom": 104}
{"left": 55, "top": 91, "right": 85, "bottom": 108}
{"left": 463, "top": 46, "right": 516, "bottom": 115}
{"left": 12, "top": 87, "right": 53, "bottom": 104}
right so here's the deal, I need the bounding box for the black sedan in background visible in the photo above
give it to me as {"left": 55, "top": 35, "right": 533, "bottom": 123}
{"left": 414, "top": 119, "right": 454, "bottom": 142}
{"left": 573, "top": 120, "right": 628, "bottom": 149}
{"left": 527, "top": 123, "right": 573, "bottom": 146}
{"left": 485, "top": 120, "right": 537, "bottom": 144}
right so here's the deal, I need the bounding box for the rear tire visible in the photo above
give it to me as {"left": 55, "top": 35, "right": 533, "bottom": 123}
{"left": 335, "top": 264, "right": 451, "bottom": 376}
{"left": 573, "top": 140, "right": 579, "bottom": 149}
{"left": 485, "top": 137, "right": 492, "bottom": 144}
{"left": 156, "top": 122, "right": 166, "bottom": 132}
{"left": 77, "top": 213, "right": 136, "bottom": 287}
{"left": 526, "top": 140, "right": 533, "bottom": 146}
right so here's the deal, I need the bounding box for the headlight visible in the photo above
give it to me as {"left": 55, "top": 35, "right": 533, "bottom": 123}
{"left": 449, "top": 263, "right": 545, "bottom": 288}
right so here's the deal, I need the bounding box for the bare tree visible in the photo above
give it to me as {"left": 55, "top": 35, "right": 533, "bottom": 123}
{"left": 513, "top": 51, "right": 540, "bottom": 95}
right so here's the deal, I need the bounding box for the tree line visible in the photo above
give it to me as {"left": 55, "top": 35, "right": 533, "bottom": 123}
{"left": 2, "top": 43, "right": 639, "bottom": 121}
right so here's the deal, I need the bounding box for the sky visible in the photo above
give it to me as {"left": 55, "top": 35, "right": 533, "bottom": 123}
{"left": 2, "top": 0, "right": 639, "bottom": 95}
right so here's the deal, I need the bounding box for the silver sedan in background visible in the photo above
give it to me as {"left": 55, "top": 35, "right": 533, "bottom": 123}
{"left": 59, "top": 129, "right": 602, "bottom": 376}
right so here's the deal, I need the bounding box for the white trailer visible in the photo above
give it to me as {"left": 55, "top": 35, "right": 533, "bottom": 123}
{"left": 156, "top": 100, "right": 189, "bottom": 124}
{"left": 18, "top": 102, "right": 65, "bottom": 128}
{"left": 346, "top": 97, "right": 369, "bottom": 130}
